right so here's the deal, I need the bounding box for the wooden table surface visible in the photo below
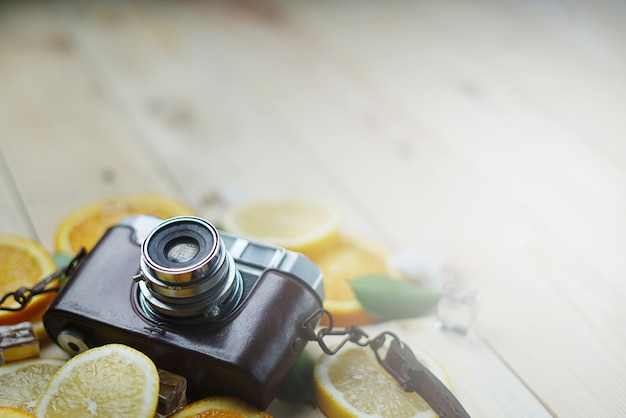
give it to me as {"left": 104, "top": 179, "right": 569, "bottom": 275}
{"left": 1, "top": 1, "right": 625, "bottom": 416}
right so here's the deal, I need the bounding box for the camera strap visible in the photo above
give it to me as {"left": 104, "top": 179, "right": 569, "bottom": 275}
{"left": 0, "top": 249, "right": 86, "bottom": 312}
{"left": 303, "top": 308, "right": 471, "bottom": 418}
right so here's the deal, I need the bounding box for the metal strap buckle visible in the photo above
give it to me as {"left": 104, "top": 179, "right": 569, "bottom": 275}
{"left": 0, "top": 248, "right": 86, "bottom": 312}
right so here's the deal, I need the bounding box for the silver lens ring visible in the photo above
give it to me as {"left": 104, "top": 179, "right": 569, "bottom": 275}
{"left": 139, "top": 247, "right": 230, "bottom": 298}
{"left": 138, "top": 216, "right": 243, "bottom": 321}
{"left": 141, "top": 253, "right": 237, "bottom": 306}
{"left": 142, "top": 216, "right": 221, "bottom": 285}
{"left": 138, "top": 257, "right": 242, "bottom": 318}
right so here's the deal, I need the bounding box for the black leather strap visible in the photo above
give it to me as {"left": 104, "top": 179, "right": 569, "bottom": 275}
{"left": 382, "top": 337, "right": 471, "bottom": 418}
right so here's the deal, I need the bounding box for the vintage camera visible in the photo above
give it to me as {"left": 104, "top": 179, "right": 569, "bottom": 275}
{"left": 43, "top": 215, "right": 324, "bottom": 408}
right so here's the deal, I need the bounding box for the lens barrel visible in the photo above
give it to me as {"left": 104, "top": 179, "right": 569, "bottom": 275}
{"left": 137, "top": 216, "right": 243, "bottom": 321}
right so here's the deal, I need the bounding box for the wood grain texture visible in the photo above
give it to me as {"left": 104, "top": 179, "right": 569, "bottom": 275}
{"left": 0, "top": 0, "right": 625, "bottom": 416}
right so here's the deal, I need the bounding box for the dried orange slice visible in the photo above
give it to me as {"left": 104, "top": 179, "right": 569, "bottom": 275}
{"left": 221, "top": 199, "right": 339, "bottom": 253}
{"left": 54, "top": 193, "right": 195, "bottom": 255}
{"left": 0, "top": 236, "right": 57, "bottom": 325}
{"left": 307, "top": 234, "right": 393, "bottom": 326}
{"left": 313, "top": 345, "right": 450, "bottom": 418}
{"left": 35, "top": 344, "right": 159, "bottom": 418}
{"left": 169, "top": 396, "right": 272, "bottom": 418}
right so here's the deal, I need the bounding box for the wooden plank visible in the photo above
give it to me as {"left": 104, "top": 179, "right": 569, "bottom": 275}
{"left": 58, "top": 0, "right": 380, "bottom": 235}
{"left": 278, "top": 0, "right": 626, "bottom": 279}
{"left": 0, "top": 149, "right": 35, "bottom": 237}
{"left": 0, "top": 1, "right": 187, "bottom": 249}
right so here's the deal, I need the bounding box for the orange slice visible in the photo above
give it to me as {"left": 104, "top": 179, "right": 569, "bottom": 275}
{"left": 221, "top": 199, "right": 339, "bottom": 253}
{"left": 168, "top": 396, "right": 272, "bottom": 418}
{"left": 0, "top": 357, "right": 66, "bottom": 412}
{"left": 0, "top": 407, "right": 36, "bottom": 418}
{"left": 314, "top": 345, "right": 450, "bottom": 418}
{"left": 0, "top": 236, "right": 57, "bottom": 325}
{"left": 35, "top": 344, "right": 159, "bottom": 418}
{"left": 54, "top": 193, "right": 195, "bottom": 255}
{"left": 307, "top": 234, "right": 393, "bottom": 326}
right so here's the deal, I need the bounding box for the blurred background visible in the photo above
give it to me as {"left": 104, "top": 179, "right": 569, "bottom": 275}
{"left": 1, "top": 0, "right": 625, "bottom": 416}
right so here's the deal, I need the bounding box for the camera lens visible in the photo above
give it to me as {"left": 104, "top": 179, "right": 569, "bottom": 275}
{"left": 137, "top": 216, "right": 243, "bottom": 321}
{"left": 165, "top": 237, "right": 199, "bottom": 263}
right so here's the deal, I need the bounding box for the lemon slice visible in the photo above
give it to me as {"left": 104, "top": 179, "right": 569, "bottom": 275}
{"left": 0, "top": 235, "right": 58, "bottom": 326}
{"left": 0, "top": 407, "right": 36, "bottom": 417}
{"left": 35, "top": 344, "right": 159, "bottom": 418}
{"left": 0, "top": 358, "right": 65, "bottom": 412}
{"left": 221, "top": 200, "right": 339, "bottom": 253}
{"left": 54, "top": 193, "right": 195, "bottom": 255}
{"left": 313, "top": 345, "right": 450, "bottom": 418}
{"left": 169, "top": 396, "right": 272, "bottom": 417}
{"left": 307, "top": 234, "right": 394, "bottom": 326}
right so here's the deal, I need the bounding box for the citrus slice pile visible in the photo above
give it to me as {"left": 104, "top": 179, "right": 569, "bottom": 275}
{"left": 54, "top": 193, "right": 195, "bottom": 255}
{"left": 35, "top": 344, "right": 159, "bottom": 418}
{"left": 169, "top": 396, "right": 272, "bottom": 417}
{"left": 221, "top": 199, "right": 339, "bottom": 253}
{"left": 313, "top": 345, "right": 450, "bottom": 418}
{"left": 0, "top": 357, "right": 65, "bottom": 412}
{"left": 0, "top": 236, "right": 57, "bottom": 325}
{"left": 306, "top": 235, "right": 393, "bottom": 326}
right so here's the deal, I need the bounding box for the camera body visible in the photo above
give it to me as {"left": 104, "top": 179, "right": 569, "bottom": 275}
{"left": 43, "top": 215, "right": 324, "bottom": 408}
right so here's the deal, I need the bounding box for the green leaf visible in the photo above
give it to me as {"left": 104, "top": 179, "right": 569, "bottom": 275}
{"left": 351, "top": 275, "right": 442, "bottom": 320}
{"left": 53, "top": 252, "right": 73, "bottom": 269}
{"left": 277, "top": 351, "right": 316, "bottom": 404}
